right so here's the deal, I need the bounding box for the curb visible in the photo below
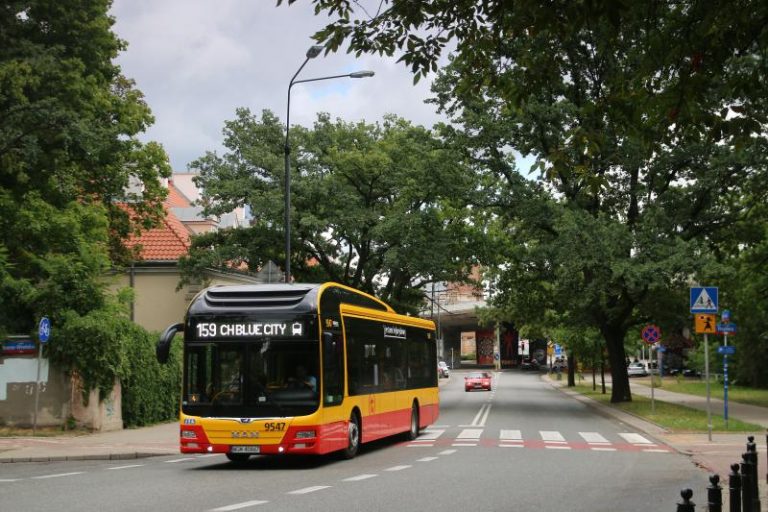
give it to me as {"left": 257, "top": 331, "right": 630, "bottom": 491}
{"left": 0, "top": 450, "right": 177, "bottom": 464}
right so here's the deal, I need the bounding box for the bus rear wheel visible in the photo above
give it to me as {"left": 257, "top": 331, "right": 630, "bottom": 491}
{"left": 226, "top": 453, "right": 251, "bottom": 463}
{"left": 405, "top": 402, "right": 420, "bottom": 441}
{"left": 341, "top": 412, "right": 360, "bottom": 459}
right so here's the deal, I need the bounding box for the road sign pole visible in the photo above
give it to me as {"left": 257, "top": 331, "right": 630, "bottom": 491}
{"left": 723, "top": 332, "right": 729, "bottom": 429}
{"left": 32, "top": 341, "right": 42, "bottom": 436}
{"left": 704, "top": 333, "right": 712, "bottom": 441}
{"left": 33, "top": 316, "right": 50, "bottom": 436}
{"left": 651, "top": 344, "right": 655, "bottom": 414}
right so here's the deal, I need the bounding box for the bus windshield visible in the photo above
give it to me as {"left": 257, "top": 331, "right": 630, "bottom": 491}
{"left": 182, "top": 338, "right": 319, "bottom": 418}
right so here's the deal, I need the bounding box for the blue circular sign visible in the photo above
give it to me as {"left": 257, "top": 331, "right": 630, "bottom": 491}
{"left": 721, "top": 309, "right": 731, "bottom": 323}
{"left": 38, "top": 317, "right": 50, "bottom": 343}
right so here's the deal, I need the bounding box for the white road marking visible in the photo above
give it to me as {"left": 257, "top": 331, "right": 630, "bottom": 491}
{"left": 343, "top": 474, "right": 377, "bottom": 482}
{"left": 500, "top": 444, "right": 525, "bottom": 448}
{"left": 287, "top": 486, "right": 331, "bottom": 495}
{"left": 416, "top": 457, "right": 438, "bottom": 462}
{"left": 209, "top": 500, "right": 269, "bottom": 511}
{"left": 438, "top": 449, "right": 457, "bottom": 455}
{"left": 457, "top": 428, "right": 483, "bottom": 440}
{"left": 579, "top": 432, "right": 610, "bottom": 444}
{"left": 500, "top": 429, "right": 523, "bottom": 440}
{"left": 545, "top": 445, "right": 572, "bottom": 450}
{"left": 107, "top": 464, "right": 144, "bottom": 470}
{"left": 32, "top": 472, "right": 84, "bottom": 479}
{"left": 451, "top": 443, "right": 478, "bottom": 447}
{"left": 164, "top": 457, "right": 196, "bottom": 463}
{"left": 540, "top": 431, "right": 566, "bottom": 443}
{"left": 417, "top": 429, "right": 445, "bottom": 440}
{"left": 385, "top": 465, "right": 412, "bottom": 471}
{"left": 619, "top": 433, "right": 654, "bottom": 445}
{"left": 470, "top": 403, "right": 492, "bottom": 427}
{"left": 643, "top": 449, "right": 670, "bottom": 453}
{"left": 590, "top": 447, "right": 617, "bottom": 452}
{"left": 0, "top": 479, "right": 20, "bottom": 482}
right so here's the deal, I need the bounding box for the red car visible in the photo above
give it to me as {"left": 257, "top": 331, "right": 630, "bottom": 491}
{"left": 464, "top": 371, "right": 492, "bottom": 392}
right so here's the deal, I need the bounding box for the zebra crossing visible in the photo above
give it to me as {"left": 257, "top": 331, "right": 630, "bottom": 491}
{"left": 407, "top": 427, "right": 672, "bottom": 453}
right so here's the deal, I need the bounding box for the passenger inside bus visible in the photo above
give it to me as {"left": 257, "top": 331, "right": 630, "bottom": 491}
{"left": 287, "top": 365, "right": 317, "bottom": 393}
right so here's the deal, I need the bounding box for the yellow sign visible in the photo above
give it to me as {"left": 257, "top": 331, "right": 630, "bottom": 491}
{"left": 695, "top": 314, "right": 716, "bottom": 334}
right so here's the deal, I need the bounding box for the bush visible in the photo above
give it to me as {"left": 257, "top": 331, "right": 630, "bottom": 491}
{"left": 120, "top": 326, "right": 182, "bottom": 427}
{"left": 46, "top": 305, "right": 182, "bottom": 427}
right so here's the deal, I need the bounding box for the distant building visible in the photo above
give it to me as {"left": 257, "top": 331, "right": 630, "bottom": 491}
{"left": 423, "top": 268, "right": 519, "bottom": 368}
{"left": 112, "top": 176, "right": 260, "bottom": 333}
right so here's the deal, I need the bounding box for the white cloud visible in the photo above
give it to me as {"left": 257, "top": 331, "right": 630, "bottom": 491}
{"left": 111, "top": 0, "right": 445, "bottom": 171}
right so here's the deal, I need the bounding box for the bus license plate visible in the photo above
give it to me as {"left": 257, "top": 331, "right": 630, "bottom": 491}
{"left": 231, "top": 445, "right": 260, "bottom": 454}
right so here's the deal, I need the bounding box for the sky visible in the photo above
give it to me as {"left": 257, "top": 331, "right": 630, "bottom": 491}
{"left": 110, "top": 1, "right": 446, "bottom": 173}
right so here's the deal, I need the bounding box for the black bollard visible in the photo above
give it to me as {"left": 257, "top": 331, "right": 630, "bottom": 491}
{"left": 677, "top": 488, "right": 695, "bottom": 512}
{"left": 731, "top": 463, "right": 743, "bottom": 512}
{"left": 742, "top": 453, "right": 754, "bottom": 512}
{"left": 707, "top": 474, "right": 722, "bottom": 512}
{"left": 746, "top": 436, "right": 761, "bottom": 512}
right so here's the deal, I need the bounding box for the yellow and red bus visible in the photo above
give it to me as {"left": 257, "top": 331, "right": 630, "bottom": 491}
{"left": 157, "top": 282, "right": 439, "bottom": 461}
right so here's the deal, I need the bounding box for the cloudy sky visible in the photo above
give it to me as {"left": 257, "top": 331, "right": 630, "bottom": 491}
{"left": 110, "top": 1, "right": 446, "bottom": 172}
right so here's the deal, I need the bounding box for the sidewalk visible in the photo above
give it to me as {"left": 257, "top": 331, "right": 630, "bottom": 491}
{"left": 545, "top": 374, "right": 767, "bottom": 502}
{"left": 0, "top": 421, "right": 179, "bottom": 463}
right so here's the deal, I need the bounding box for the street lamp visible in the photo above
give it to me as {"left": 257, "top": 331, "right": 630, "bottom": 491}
{"left": 283, "top": 45, "right": 374, "bottom": 283}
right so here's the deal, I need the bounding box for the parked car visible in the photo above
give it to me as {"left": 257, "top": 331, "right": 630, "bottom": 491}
{"left": 465, "top": 371, "right": 492, "bottom": 392}
{"left": 520, "top": 359, "right": 541, "bottom": 371}
{"left": 627, "top": 362, "right": 648, "bottom": 377}
{"left": 437, "top": 361, "right": 450, "bottom": 378}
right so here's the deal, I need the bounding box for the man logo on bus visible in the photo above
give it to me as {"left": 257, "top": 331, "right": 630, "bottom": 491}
{"left": 291, "top": 322, "right": 303, "bottom": 336}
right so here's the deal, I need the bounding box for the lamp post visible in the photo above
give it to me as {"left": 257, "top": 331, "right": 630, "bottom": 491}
{"left": 283, "top": 45, "right": 374, "bottom": 283}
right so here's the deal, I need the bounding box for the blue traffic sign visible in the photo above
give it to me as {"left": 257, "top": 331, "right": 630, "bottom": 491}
{"left": 690, "top": 287, "right": 718, "bottom": 313}
{"left": 717, "top": 345, "right": 736, "bottom": 355}
{"left": 717, "top": 323, "right": 737, "bottom": 334}
{"left": 38, "top": 317, "right": 50, "bottom": 343}
{"left": 721, "top": 309, "right": 731, "bottom": 323}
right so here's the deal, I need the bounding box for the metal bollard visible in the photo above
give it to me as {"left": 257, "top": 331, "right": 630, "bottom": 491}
{"left": 746, "top": 436, "right": 761, "bottom": 512}
{"left": 677, "top": 488, "right": 696, "bottom": 512}
{"left": 742, "top": 453, "right": 754, "bottom": 512}
{"left": 707, "top": 474, "right": 722, "bottom": 512}
{"left": 731, "top": 464, "right": 743, "bottom": 512}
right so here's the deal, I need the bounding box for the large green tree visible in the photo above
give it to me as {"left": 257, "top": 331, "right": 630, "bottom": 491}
{"left": 284, "top": 0, "right": 768, "bottom": 399}
{"left": 1, "top": 1, "right": 172, "bottom": 403}
{"left": 185, "top": 109, "right": 481, "bottom": 311}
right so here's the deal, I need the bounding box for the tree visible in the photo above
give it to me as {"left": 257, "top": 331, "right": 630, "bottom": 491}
{"left": 185, "top": 109, "right": 481, "bottom": 311}
{"left": 1, "top": 2, "right": 172, "bottom": 398}
{"left": 289, "top": 0, "right": 768, "bottom": 399}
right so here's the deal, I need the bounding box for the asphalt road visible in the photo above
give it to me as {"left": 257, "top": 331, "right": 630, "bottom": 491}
{"left": 0, "top": 370, "right": 710, "bottom": 512}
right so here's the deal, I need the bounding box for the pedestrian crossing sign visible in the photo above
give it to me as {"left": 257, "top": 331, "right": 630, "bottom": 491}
{"left": 690, "top": 287, "right": 718, "bottom": 313}
{"left": 695, "top": 314, "right": 716, "bottom": 334}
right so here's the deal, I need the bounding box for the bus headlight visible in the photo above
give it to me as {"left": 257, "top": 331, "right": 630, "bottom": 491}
{"left": 295, "top": 430, "right": 316, "bottom": 439}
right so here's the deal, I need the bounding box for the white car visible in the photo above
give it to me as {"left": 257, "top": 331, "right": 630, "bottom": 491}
{"left": 437, "top": 361, "right": 450, "bottom": 378}
{"left": 627, "top": 362, "right": 648, "bottom": 377}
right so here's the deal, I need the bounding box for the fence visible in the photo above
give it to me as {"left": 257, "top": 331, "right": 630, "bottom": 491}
{"left": 676, "top": 434, "right": 765, "bottom": 512}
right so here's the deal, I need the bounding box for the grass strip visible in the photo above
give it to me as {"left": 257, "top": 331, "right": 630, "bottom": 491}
{"left": 571, "top": 385, "right": 763, "bottom": 432}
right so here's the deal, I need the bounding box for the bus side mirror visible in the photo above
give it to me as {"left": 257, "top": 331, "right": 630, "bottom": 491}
{"left": 157, "top": 323, "right": 183, "bottom": 364}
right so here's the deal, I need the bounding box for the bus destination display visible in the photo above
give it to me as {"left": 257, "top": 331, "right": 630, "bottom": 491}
{"left": 194, "top": 320, "right": 304, "bottom": 339}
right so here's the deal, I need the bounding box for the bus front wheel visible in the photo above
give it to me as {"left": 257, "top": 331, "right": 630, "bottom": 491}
{"left": 341, "top": 412, "right": 360, "bottom": 459}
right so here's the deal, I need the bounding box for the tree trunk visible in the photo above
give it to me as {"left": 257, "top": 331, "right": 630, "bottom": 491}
{"left": 567, "top": 353, "right": 576, "bottom": 386}
{"left": 604, "top": 328, "right": 631, "bottom": 403}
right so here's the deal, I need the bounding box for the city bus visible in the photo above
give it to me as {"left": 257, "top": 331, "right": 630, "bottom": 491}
{"left": 156, "top": 282, "right": 439, "bottom": 461}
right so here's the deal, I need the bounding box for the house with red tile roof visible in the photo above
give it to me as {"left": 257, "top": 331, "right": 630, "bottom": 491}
{"left": 112, "top": 179, "right": 260, "bottom": 333}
